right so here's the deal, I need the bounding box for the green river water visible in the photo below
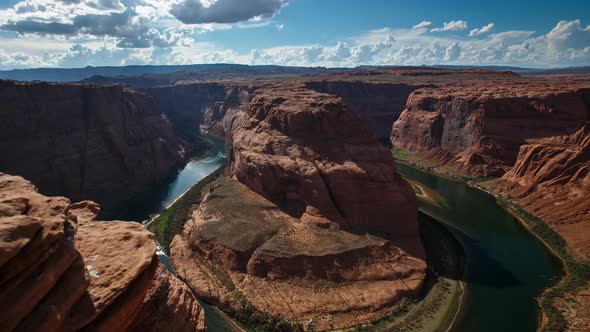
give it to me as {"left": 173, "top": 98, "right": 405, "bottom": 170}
{"left": 139, "top": 137, "right": 564, "bottom": 331}
{"left": 396, "top": 162, "right": 564, "bottom": 332}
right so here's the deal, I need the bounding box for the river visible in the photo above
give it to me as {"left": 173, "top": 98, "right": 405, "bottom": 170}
{"left": 396, "top": 162, "right": 564, "bottom": 332}
{"left": 137, "top": 137, "right": 242, "bottom": 331}
{"left": 137, "top": 136, "right": 562, "bottom": 331}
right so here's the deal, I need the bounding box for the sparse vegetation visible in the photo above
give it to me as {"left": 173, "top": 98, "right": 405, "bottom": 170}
{"left": 148, "top": 165, "right": 225, "bottom": 254}
{"left": 392, "top": 148, "right": 476, "bottom": 183}
{"left": 408, "top": 181, "right": 424, "bottom": 196}
{"left": 497, "top": 198, "right": 590, "bottom": 332}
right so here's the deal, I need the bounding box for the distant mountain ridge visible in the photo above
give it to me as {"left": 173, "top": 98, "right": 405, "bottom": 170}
{"left": 1, "top": 63, "right": 589, "bottom": 83}
{"left": 0, "top": 64, "right": 347, "bottom": 83}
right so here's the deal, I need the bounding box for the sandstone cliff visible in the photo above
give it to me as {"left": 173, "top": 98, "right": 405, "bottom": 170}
{"left": 305, "top": 81, "right": 428, "bottom": 144}
{"left": 488, "top": 121, "right": 590, "bottom": 259}
{"left": 0, "top": 80, "right": 188, "bottom": 216}
{"left": 170, "top": 86, "right": 426, "bottom": 330}
{"left": 0, "top": 172, "right": 206, "bottom": 332}
{"left": 391, "top": 82, "right": 590, "bottom": 177}
{"left": 147, "top": 83, "right": 248, "bottom": 139}
{"left": 231, "top": 86, "right": 420, "bottom": 243}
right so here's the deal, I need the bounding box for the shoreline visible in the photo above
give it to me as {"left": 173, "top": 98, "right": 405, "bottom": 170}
{"left": 143, "top": 141, "right": 467, "bottom": 332}
{"left": 469, "top": 182, "right": 568, "bottom": 332}
{"left": 355, "top": 210, "right": 466, "bottom": 332}
{"left": 393, "top": 154, "right": 576, "bottom": 332}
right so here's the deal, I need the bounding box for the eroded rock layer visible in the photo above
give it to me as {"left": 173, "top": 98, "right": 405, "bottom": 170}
{"left": 171, "top": 86, "right": 426, "bottom": 330}
{"left": 391, "top": 82, "right": 590, "bottom": 177}
{"left": 231, "top": 86, "right": 421, "bottom": 244}
{"left": 487, "top": 121, "right": 590, "bottom": 259}
{"left": 0, "top": 80, "right": 188, "bottom": 214}
{"left": 0, "top": 172, "right": 206, "bottom": 332}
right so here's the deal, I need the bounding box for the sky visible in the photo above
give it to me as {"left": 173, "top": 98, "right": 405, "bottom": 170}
{"left": 0, "top": 0, "right": 589, "bottom": 69}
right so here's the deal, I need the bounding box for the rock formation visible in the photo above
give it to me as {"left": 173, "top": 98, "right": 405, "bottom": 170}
{"left": 170, "top": 86, "right": 426, "bottom": 330}
{"left": 0, "top": 172, "right": 206, "bottom": 332}
{"left": 231, "top": 86, "right": 420, "bottom": 243}
{"left": 0, "top": 80, "right": 188, "bottom": 216}
{"left": 391, "top": 82, "right": 590, "bottom": 177}
{"left": 147, "top": 83, "right": 249, "bottom": 139}
{"left": 305, "top": 81, "right": 428, "bottom": 144}
{"left": 488, "top": 121, "right": 590, "bottom": 259}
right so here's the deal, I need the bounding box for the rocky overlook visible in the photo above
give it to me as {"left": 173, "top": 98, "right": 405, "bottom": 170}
{"left": 0, "top": 80, "right": 188, "bottom": 216}
{"left": 0, "top": 172, "right": 206, "bottom": 332}
{"left": 170, "top": 86, "right": 426, "bottom": 330}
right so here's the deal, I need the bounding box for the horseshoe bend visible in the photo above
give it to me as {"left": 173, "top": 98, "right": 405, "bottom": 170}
{"left": 0, "top": 5, "right": 589, "bottom": 330}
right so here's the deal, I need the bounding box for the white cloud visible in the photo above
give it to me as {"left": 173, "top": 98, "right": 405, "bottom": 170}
{"left": 0, "top": 19, "right": 589, "bottom": 69}
{"left": 469, "top": 23, "right": 495, "bottom": 37}
{"left": 169, "top": 0, "right": 287, "bottom": 24}
{"left": 444, "top": 42, "right": 461, "bottom": 61}
{"left": 412, "top": 21, "right": 433, "bottom": 30}
{"left": 431, "top": 20, "right": 468, "bottom": 32}
{"left": 0, "top": 0, "right": 287, "bottom": 48}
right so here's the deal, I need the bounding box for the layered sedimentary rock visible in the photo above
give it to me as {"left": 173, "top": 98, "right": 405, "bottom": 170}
{"left": 0, "top": 80, "right": 187, "bottom": 214}
{"left": 231, "top": 86, "right": 420, "bottom": 242}
{"left": 305, "top": 81, "right": 427, "bottom": 144}
{"left": 171, "top": 86, "right": 426, "bottom": 330}
{"left": 0, "top": 172, "right": 206, "bottom": 332}
{"left": 488, "top": 121, "right": 590, "bottom": 259}
{"left": 147, "top": 83, "right": 248, "bottom": 138}
{"left": 391, "top": 82, "right": 590, "bottom": 177}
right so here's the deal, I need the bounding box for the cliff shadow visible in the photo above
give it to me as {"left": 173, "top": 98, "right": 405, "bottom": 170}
{"left": 419, "top": 212, "right": 521, "bottom": 288}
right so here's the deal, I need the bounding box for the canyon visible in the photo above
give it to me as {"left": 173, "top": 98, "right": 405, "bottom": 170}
{"left": 389, "top": 77, "right": 590, "bottom": 260}
{"left": 0, "top": 81, "right": 189, "bottom": 217}
{"left": 0, "top": 67, "right": 589, "bottom": 331}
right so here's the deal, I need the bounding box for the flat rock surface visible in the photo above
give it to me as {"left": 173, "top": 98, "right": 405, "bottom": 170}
{"left": 172, "top": 178, "right": 426, "bottom": 330}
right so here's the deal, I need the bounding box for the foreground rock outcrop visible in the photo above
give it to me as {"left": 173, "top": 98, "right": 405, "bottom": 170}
{"left": 0, "top": 172, "right": 206, "bottom": 332}
{"left": 171, "top": 86, "right": 426, "bottom": 330}
{"left": 391, "top": 81, "right": 590, "bottom": 177}
{"left": 0, "top": 80, "right": 188, "bottom": 215}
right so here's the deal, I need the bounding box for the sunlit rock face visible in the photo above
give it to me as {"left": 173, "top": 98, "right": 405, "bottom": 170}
{"left": 391, "top": 82, "right": 589, "bottom": 177}
{"left": 0, "top": 172, "right": 207, "bottom": 332}
{"left": 170, "top": 85, "right": 426, "bottom": 330}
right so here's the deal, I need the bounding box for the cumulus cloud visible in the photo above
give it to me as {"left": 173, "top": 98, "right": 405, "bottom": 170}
{"left": 0, "top": 17, "right": 589, "bottom": 69}
{"left": 412, "top": 21, "right": 433, "bottom": 30}
{"left": 444, "top": 42, "right": 461, "bottom": 61}
{"left": 0, "top": 1, "right": 191, "bottom": 48}
{"left": 169, "top": 0, "right": 287, "bottom": 24}
{"left": 0, "top": 0, "right": 288, "bottom": 49}
{"left": 431, "top": 20, "right": 468, "bottom": 32}
{"left": 469, "top": 23, "right": 495, "bottom": 37}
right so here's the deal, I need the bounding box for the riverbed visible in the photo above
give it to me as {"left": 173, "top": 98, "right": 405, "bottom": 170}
{"left": 396, "top": 162, "right": 564, "bottom": 332}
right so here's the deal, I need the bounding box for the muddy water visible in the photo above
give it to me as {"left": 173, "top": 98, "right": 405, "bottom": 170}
{"left": 396, "top": 162, "right": 563, "bottom": 332}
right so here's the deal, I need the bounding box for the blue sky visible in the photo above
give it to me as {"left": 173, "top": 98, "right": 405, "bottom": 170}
{"left": 0, "top": 0, "right": 589, "bottom": 69}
